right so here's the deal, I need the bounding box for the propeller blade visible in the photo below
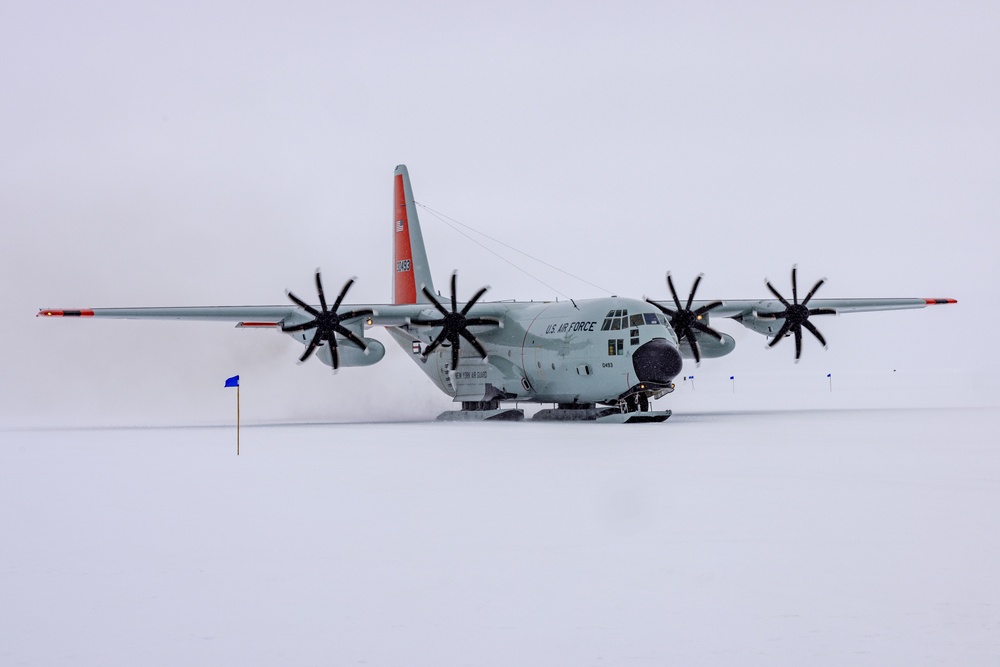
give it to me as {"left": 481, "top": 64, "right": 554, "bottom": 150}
{"left": 808, "top": 308, "right": 836, "bottom": 317}
{"left": 450, "top": 272, "right": 458, "bottom": 313}
{"left": 791, "top": 265, "right": 799, "bottom": 304}
{"left": 329, "top": 335, "right": 340, "bottom": 370}
{"left": 666, "top": 273, "right": 683, "bottom": 311}
{"left": 802, "top": 319, "right": 827, "bottom": 348}
{"left": 461, "top": 286, "right": 489, "bottom": 316}
{"left": 459, "top": 328, "right": 488, "bottom": 359}
{"left": 691, "top": 320, "right": 724, "bottom": 341}
{"left": 451, "top": 340, "right": 460, "bottom": 370}
{"left": 686, "top": 274, "right": 703, "bottom": 310}
{"left": 693, "top": 300, "right": 723, "bottom": 316}
{"left": 685, "top": 329, "right": 702, "bottom": 365}
{"left": 422, "top": 329, "right": 449, "bottom": 357}
{"left": 793, "top": 325, "right": 803, "bottom": 360}
{"left": 332, "top": 277, "right": 354, "bottom": 312}
{"left": 409, "top": 317, "right": 444, "bottom": 326}
{"left": 765, "top": 280, "right": 792, "bottom": 308}
{"left": 315, "top": 271, "right": 328, "bottom": 312}
{"left": 300, "top": 329, "right": 323, "bottom": 362}
{"left": 646, "top": 298, "right": 676, "bottom": 317}
{"left": 335, "top": 326, "right": 368, "bottom": 351}
{"left": 281, "top": 320, "right": 318, "bottom": 333}
{"left": 287, "top": 290, "right": 321, "bottom": 318}
{"left": 422, "top": 286, "right": 451, "bottom": 318}
{"left": 801, "top": 278, "right": 825, "bottom": 306}
{"left": 768, "top": 319, "right": 793, "bottom": 347}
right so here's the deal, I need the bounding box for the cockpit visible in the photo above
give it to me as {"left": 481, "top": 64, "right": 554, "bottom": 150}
{"left": 599, "top": 309, "right": 666, "bottom": 331}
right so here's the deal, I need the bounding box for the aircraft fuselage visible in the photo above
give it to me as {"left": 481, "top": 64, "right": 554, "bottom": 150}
{"left": 388, "top": 296, "right": 683, "bottom": 405}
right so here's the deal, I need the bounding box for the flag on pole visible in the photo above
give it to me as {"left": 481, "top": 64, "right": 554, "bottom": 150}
{"left": 224, "top": 375, "right": 241, "bottom": 454}
{"left": 729, "top": 376, "right": 734, "bottom": 380}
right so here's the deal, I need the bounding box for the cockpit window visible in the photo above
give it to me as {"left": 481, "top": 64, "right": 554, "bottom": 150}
{"left": 644, "top": 312, "right": 660, "bottom": 325}
{"left": 630, "top": 314, "right": 644, "bottom": 327}
{"left": 602, "top": 309, "right": 631, "bottom": 331}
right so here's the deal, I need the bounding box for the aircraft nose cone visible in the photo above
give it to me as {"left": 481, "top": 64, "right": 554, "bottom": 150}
{"left": 632, "top": 339, "right": 683, "bottom": 386}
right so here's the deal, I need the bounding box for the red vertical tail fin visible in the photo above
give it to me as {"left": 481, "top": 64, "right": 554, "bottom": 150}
{"left": 393, "top": 165, "right": 435, "bottom": 304}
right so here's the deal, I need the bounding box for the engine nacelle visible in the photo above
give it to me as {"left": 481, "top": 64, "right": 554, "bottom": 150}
{"left": 281, "top": 312, "right": 386, "bottom": 368}
{"left": 734, "top": 312, "right": 784, "bottom": 337}
{"left": 314, "top": 338, "right": 386, "bottom": 368}
{"left": 677, "top": 331, "right": 736, "bottom": 359}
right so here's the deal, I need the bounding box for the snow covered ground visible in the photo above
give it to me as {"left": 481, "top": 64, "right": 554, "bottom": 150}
{"left": 2, "top": 408, "right": 998, "bottom": 666}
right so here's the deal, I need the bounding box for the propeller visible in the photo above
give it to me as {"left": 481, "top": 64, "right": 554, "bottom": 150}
{"left": 409, "top": 271, "right": 500, "bottom": 370}
{"left": 759, "top": 265, "right": 836, "bottom": 361}
{"left": 282, "top": 271, "right": 374, "bottom": 370}
{"left": 646, "top": 272, "right": 724, "bottom": 365}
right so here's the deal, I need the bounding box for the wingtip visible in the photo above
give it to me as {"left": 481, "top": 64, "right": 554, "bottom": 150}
{"left": 37, "top": 309, "right": 94, "bottom": 317}
{"left": 924, "top": 298, "right": 958, "bottom": 305}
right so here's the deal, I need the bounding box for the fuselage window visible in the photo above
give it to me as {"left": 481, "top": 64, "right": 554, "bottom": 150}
{"left": 607, "top": 338, "right": 624, "bottom": 356}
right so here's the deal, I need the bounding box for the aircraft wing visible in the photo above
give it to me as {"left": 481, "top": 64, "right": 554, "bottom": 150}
{"left": 682, "top": 297, "right": 958, "bottom": 318}
{"left": 37, "top": 306, "right": 300, "bottom": 325}
{"left": 35, "top": 303, "right": 507, "bottom": 327}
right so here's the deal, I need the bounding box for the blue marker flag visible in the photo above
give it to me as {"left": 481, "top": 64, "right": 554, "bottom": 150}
{"left": 729, "top": 375, "right": 734, "bottom": 380}
{"left": 827, "top": 373, "right": 832, "bottom": 378}
{"left": 225, "top": 375, "right": 240, "bottom": 388}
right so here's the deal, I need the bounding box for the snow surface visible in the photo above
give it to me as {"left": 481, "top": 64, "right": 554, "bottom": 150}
{"left": 2, "top": 408, "right": 998, "bottom": 665}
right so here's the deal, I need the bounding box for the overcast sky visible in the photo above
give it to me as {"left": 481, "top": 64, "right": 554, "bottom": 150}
{"left": 2, "top": 1, "right": 997, "bottom": 426}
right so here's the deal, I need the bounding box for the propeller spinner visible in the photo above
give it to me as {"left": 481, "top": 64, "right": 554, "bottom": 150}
{"left": 282, "top": 271, "right": 374, "bottom": 370}
{"left": 409, "top": 272, "right": 500, "bottom": 370}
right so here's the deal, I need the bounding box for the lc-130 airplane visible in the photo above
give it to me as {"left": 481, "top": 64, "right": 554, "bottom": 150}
{"left": 39, "top": 165, "right": 956, "bottom": 423}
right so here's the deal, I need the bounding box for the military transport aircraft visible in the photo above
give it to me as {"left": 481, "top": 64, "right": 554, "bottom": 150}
{"left": 39, "top": 165, "right": 956, "bottom": 423}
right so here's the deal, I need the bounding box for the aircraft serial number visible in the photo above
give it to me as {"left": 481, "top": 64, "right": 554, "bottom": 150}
{"left": 544, "top": 321, "right": 597, "bottom": 334}
{"left": 396, "top": 259, "right": 411, "bottom": 272}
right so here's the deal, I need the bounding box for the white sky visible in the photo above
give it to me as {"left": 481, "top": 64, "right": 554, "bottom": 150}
{"left": 2, "top": 1, "right": 997, "bottom": 426}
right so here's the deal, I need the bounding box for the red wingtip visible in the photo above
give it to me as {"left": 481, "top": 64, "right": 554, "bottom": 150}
{"left": 237, "top": 322, "right": 280, "bottom": 328}
{"left": 923, "top": 298, "right": 958, "bottom": 305}
{"left": 37, "top": 309, "right": 94, "bottom": 317}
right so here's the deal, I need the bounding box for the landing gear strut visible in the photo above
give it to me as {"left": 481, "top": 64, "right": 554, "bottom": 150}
{"left": 622, "top": 392, "right": 651, "bottom": 413}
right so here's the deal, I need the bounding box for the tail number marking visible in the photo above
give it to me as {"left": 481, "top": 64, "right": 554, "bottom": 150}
{"left": 396, "top": 259, "right": 412, "bottom": 272}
